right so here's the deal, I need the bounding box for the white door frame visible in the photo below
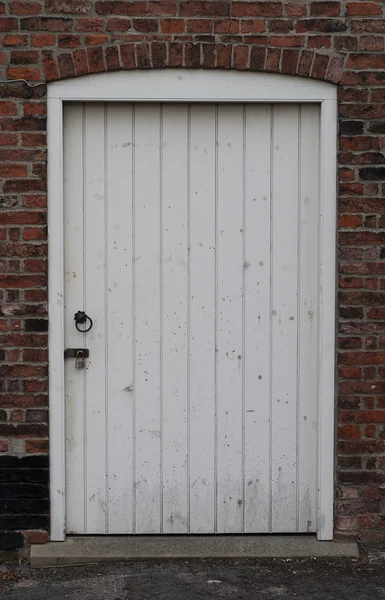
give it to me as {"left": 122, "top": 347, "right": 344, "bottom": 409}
{"left": 47, "top": 69, "right": 337, "bottom": 541}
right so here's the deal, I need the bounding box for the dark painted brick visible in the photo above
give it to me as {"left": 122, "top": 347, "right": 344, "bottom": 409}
{"left": 0, "top": 531, "right": 24, "bottom": 549}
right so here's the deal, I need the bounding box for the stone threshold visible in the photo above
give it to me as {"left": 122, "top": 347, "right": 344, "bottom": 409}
{"left": 30, "top": 535, "right": 358, "bottom": 566}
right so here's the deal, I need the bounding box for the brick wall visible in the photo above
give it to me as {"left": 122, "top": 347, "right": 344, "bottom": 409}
{"left": 0, "top": 0, "right": 385, "bottom": 546}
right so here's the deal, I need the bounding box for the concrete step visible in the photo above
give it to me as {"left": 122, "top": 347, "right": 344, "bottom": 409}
{"left": 30, "top": 535, "right": 359, "bottom": 566}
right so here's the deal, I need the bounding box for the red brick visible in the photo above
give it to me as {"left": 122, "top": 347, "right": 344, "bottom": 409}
{"left": 3, "top": 34, "right": 28, "bottom": 47}
{"left": 151, "top": 41, "right": 167, "bottom": 68}
{"left": 95, "top": 1, "right": 147, "bottom": 16}
{"left": 85, "top": 34, "right": 109, "bottom": 45}
{"left": 75, "top": 18, "right": 104, "bottom": 32}
{"left": 73, "top": 48, "right": 88, "bottom": 75}
{"left": 0, "top": 164, "right": 28, "bottom": 177}
{"left": 10, "top": 410, "right": 24, "bottom": 422}
{"left": 23, "top": 348, "right": 48, "bottom": 361}
{"left": 6, "top": 67, "right": 41, "bottom": 81}
{"left": 31, "top": 33, "right": 55, "bottom": 46}
{"left": 356, "top": 411, "right": 385, "bottom": 424}
{"left": 23, "top": 227, "right": 46, "bottom": 241}
{"left": 270, "top": 35, "right": 304, "bottom": 47}
{"left": 22, "top": 529, "right": 49, "bottom": 544}
{"left": 281, "top": 48, "right": 299, "bottom": 74}
{"left": 10, "top": 50, "right": 39, "bottom": 65}
{"left": 186, "top": 19, "right": 213, "bottom": 33}
{"left": 135, "top": 42, "right": 150, "bottom": 68}
{"left": 0, "top": 18, "right": 18, "bottom": 31}
{"left": 368, "top": 308, "right": 385, "bottom": 319}
{"left": 58, "top": 34, "right": 81, "bottom": 48}
{"left": 240, "top": 19, "right": 265, "bottom": 33}
{"left": 307, "top": 35, "right": 331, "bottom": 49}
{"left": 232, "top": 2, "right": 282, "bottom": 17}
{"left": 346, "top": 2, "right": 383, "bottom": 16}
{"left": 87, "top": 46, "right": 105, "bottom": 73}
{"left": 297, "top": 50, "right": 314, "bottom": 76}
{"left": 326, "top": 56, "right": 344, "bottom": 83}
{"left": 105, "top": 45, "right": 120, "bottom": 71}
{"left": 106, "top": 17, "right": 132, "bottom": 32}
{"left": 148, "top": 0, "right": 177, "bottom": 15}
{"left": 0, "top": 133, "right": 18, "bottom": 144}
{"left": 266, "top": 47, "right": 281, "bottom": 71}
{"left": 347, "top": 53, "right": 385, "bottom": 70}
{"left": 25, "top": 438, "right": 48, "bottom": 453}
{"left": 334, "top": 35, "right": 358, "bottom": 51}
{"left": 360, "top": 35, "right": 384, "bottom": 51}
{"left": 120, "top": 44, "right": 135, "bottom": 69}
{"left": 311, "top": 53, "right": 329, "bottom": 79}
{"left": 214, "top": 19, "right": 239, "bottom": 33}
{"left": 310, "top": 2, "right": 341, "bottom": 16}
{"left": 161, "top": 19, "right": 185, "bottom": 33}
{"left": 58, "top": 53, "right": 75, "bottom": 78}
{"left": 0, "top": 101, "right": 17, "bottom": 116}
{"left": 339, "top": 425, "right": 361, "bottom": 439}
{"left": 285, "top": 2, "right": 306, "bottom": 16}
{"left": 133, "top": 18, "right": 159, "bottom": 33}
{"left": 169, "top": 41, "right": 183, "bottom": 67}
{"left": 10, "top": 2, "right": 42, "bottom": 15}
{"left": 339, "top": 214, "right": 362, "bottom": 228}
{"left": 21, "top": 17, "right": 73, "bottom": 32}
{"left": 296, "top": 18, "right": 347, "bottom": 33}
{"left": 216, "top": 43, "right": 231, "bottom": 68}
{"left": 180, "top": 1, "right": 229, "bottom": 17}
{"left": 233, "top": 44, "right": 249, "bottom": 69}
{"left": 184, "top": 42, "right": 200, "bottom": 68}
{"left": 351, "top": 19, "right": 385, "bottom": 34}
{"left": 202, "top": 43, "right": 215, "bottom": 68}
{"left": 42, "top": 50, "right": 59, "bottom": 80}
{"left": 249, "top": 45, "right": 266, "bottom": 70}
{"left": 268, "top": 19, "right": 293, "bottom": 33}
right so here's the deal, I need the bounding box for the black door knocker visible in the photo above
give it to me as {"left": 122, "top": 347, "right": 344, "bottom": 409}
{"left": 74, "top": 310, "right": 93, "bottom": 333}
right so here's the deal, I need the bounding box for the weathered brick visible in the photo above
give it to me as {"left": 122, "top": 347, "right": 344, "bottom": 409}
{"left": 46, "top": 0, "right": 92, "bottom": 13}
{"left": 310, "top": 1, "right": 341, "bottom": 16}
{"left": 11, "top": 2, "right": 42, "bottom": 15}
{"left": 95, "top": 1, "right": 147, "bottom": 16}
{"left": 232, "top": 2, "right": 282, "bottom": 17}
{"left": 180, "top": 1, "right": 230, "bottom": 17}
{"left": 346, "top": 2, "right": 383, "bottom": 16}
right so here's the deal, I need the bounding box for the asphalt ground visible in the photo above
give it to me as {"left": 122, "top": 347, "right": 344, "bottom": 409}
{"left": 1, "top": 553, "right": 385, "bottom": 600}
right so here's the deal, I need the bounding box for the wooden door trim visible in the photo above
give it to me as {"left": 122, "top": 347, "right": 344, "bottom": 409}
{"left": 47, "top": 70, "right": 337, "bottom": 541}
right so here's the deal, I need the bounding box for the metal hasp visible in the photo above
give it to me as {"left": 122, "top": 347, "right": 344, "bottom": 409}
{"left": 64, "top": 348, "right": 90, "bottom": 359}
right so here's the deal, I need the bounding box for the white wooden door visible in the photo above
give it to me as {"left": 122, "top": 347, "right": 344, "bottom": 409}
{"left": 63, "top": 102, "right": 320, "bottom": 535}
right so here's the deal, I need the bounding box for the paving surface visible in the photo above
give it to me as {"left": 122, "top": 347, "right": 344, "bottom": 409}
{"left": 1, "top": 554, "right": 385, "bottom": 600}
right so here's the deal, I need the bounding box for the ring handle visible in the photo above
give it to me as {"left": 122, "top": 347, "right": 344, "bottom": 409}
{"left": 74, "top": 310, "right": 93, "bottom": 333}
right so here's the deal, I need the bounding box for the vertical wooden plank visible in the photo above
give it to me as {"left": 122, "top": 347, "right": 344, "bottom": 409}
{"left": 161, "top": 104, "right": 189, "bottom": 533}
{"left": 189, "top": 104, "right": 216, "bottom": 533}
{"left": 83, "top": 103, "right": 107, "bottom": 534}
{"left": 134, "top": 103, "right": 162, "bottom": 533}
{"left": 216, "top": 104, "right": 244, "bottom": 533}
{"left": 271, "top": 104, "right": 299, "bottom": 532}
{"left": 243, "top": 104, "right": 271, "bottom": 533}
{"left": 105, "top": 103, "right": 134, "bottom": 533}
{"left": 297, "top": 104, "right": 319, "bottom": 533}
{"left": 63, "top": 102, "right": 85, "bottom": 535}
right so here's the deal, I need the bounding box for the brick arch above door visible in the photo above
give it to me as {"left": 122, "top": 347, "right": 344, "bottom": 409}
{"left": 41, "top": 42, "right": 345, "bottom": 84}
